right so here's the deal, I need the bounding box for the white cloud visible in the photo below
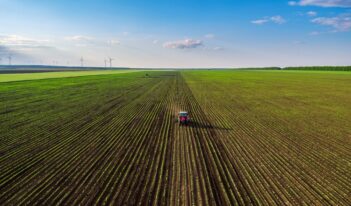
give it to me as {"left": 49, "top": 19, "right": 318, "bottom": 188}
{"left": 251, "top": 16, "right": 286, "bottom": 25}
{"left": 0, "top": 45, "right": 32, "bottom": 62}
{"left": 251, "top": 19, "right": 269, "bottom": 25}
{"left": 0, "top": 35, "right": 50, "bottom": 46}
{"left": 163, "top": 39, "right": 203, "bottom": 49}
{"left": 289, "top": 0, "right": 351, "bottom": 8}
{"left": 307, "top": 11, "right": 318, "bottom": 17}
{"left": 311, "top": 14, "right": 351, "bottom": 31}
{"left": 65, "top": 35, "right": 94, "bottom": 41}
{"left": 153, "top": 40, "right": 159, "bottom": 44}
{"left": 270, "top": 16, "right": 287, "bottom": 24}
{"left": 0, "top": 36, "right": 68, "bottom": 65}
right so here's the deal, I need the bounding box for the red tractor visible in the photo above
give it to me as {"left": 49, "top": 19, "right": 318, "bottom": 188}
{"left": 178, "top": 111, "right": 190, "bottom": 125}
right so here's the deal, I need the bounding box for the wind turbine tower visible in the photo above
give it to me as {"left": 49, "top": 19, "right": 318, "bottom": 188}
{"left": 80, "top": 57, "right": 84, "bottom": 67}
{"left": 8, "top": 55, "right": 12, "bottom": 66}
{"left": 104, "top": 59, "right": 107, "bottom": 68}
{"left": 109, "top": 57, "right": 114, "bottom": 68}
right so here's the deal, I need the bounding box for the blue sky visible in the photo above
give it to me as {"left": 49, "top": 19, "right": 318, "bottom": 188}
{"left": 0, "top": 0, "right": 350, "bottom": 68}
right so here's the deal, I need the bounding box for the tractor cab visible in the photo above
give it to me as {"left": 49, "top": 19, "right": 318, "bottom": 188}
{"left": 178, "top": 111, "right": 189, "bottom": 125}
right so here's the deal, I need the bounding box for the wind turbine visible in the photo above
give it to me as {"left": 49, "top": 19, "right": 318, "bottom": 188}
{"left": 104, "top": 59, "right": 107, "bottom": 68}
{"left": 108, "top": 57, "right": 114, "bottom": 68}
{"left": 8, "top": 55, "right": 12, "bottom": 66}
{"left": 0, "top": 57, "right": 2, "bottom": 65}
{"left": 80, "top": 57, "right": 84, "bottom": 67}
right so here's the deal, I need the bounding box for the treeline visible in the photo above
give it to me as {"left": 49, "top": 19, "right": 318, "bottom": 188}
{"left": 283, "top": 66, "right": 351, "bottom": 71}
{"left": 238, "top": 66, "right": 351, "bottom": 71}
{"left": 237, "top": 67, "right": 282, "bottom": 70}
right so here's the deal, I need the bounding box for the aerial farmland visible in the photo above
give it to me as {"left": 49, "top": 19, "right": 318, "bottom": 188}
{"left": 0, "top": 69, "right": 350, "bottom": 205}
{"left": 1, "top": 0, "right": 351, "bottom": 205}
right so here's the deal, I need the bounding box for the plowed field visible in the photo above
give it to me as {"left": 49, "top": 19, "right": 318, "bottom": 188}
{"left": 0, "top": 70, "right": 350, "bottom": 205}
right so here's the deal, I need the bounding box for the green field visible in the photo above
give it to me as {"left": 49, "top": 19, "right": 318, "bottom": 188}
{"left": 0, "top": 70, "right": 141, "bottom": 83}
{"left": 0, "top": 70, "right": 350, "bottom": 205}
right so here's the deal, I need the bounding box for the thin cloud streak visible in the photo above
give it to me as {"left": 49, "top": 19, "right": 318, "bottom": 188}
{"left": 163, "top": 39, "right": 203, "bottom": 49}
{"left": 289, "top": 0, "right": 351, "bottom": 8}
{"left": 251, "top": 16, "right": 286, "bottom": 25}
{"left": 311, "top": 14, "right": 351, "bottom": 32}
{"left": 65, "top": 35, "right": 95, "bottom": 41}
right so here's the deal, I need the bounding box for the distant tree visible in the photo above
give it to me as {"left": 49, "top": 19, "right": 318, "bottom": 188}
{"left": 284, "top": 66, "right": 351, "bottom": 71}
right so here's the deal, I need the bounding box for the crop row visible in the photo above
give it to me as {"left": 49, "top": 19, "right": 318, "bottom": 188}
{"left": 182, "top": 71, "right": 351, "bottom": 205}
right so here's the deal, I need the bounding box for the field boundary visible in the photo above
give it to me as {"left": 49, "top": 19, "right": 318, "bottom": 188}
{"left": 0, "top": 70, "right": 144, "bottom": 83}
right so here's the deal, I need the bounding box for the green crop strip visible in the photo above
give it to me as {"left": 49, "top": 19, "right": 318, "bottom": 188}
{"left": 0, "top": 70, "right": 143, "bottom": 83}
